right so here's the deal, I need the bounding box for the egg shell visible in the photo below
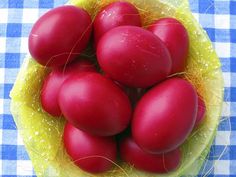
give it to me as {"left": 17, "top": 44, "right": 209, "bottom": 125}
{"left": 132, "top": 77, "right": 198, "bottom": 154}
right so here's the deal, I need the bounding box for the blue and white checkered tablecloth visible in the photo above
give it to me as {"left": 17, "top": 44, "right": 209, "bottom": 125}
{"left": 0, "top": 0, "right": 235, "bottom": 176}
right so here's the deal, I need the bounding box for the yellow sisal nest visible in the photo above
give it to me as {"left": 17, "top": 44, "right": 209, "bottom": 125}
{"left": 10, "top": 0, "right": 224, "bottom": 176}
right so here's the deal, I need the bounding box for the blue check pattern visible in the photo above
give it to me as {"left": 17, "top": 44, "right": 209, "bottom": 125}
{"left": 0, "top": 0, "right": 235, "bottom": 176}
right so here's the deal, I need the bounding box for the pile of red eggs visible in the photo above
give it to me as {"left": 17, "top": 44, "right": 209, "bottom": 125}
{"left": 28, "top": 1, "right": 206, "bottom": 174}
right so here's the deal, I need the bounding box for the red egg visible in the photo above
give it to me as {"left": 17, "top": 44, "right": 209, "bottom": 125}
{"left": 194, "top": 96, "right": 206, "bottom": 127}
{"left": 93, "top": 1, "right": 141, "bottom": 47}
{"left": 97, "top": 26, "right": 172, "bottom": 88}
{"left": 132, "top": 78, "right": 197, "bottom": 154}
{"left": 29, "top": 6, "right": 92, "bottom": 67}
{"left": 148, "top": 18, "right": 189, "bottom": 74}
{"left": 41, "top": 59, "right": 96, "bottom": 116}
{"left": 63, "top": 122, "right": 117, "bottom": 173}
{"left": 120, "top": 136, "right": 181, "bottom": 173}
{"left": 58, "top": 72, "right": 132, "bottom": 136}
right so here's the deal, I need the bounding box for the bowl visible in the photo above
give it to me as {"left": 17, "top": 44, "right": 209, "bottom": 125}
{"left": 10, "top": 0, "right": 224, "bottom": 176}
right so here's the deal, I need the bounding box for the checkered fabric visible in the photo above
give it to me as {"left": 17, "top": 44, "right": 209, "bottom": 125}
{"left": 190, "top": 0, "right": 235, "bottom": 176}
{"left": 0, "top": 0, "right": 235, "bottom": 176}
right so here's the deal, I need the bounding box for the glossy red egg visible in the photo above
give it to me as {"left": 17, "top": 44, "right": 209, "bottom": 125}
{"left": 64, "top": 122, "right": 117, "bottom": 173}
{"left": 93, "top": 1, "right": 141, "bottom": 47}
{"left": 29, "top": 6, "right": 92, "bottom": 67}
{"left": 148, "top": 18, "right": 189, "bottom": 74}
{"left": 58, "top": 72, "right": 132, "bottom": 136}
{"left": 120, "top": 136, "right": 181, "bottom": 173}
{"left": 97, "top": 26, "right": 172, "bottom": 88}
{"left": 132, "top": 77, "right": 197, "bottom": 154}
